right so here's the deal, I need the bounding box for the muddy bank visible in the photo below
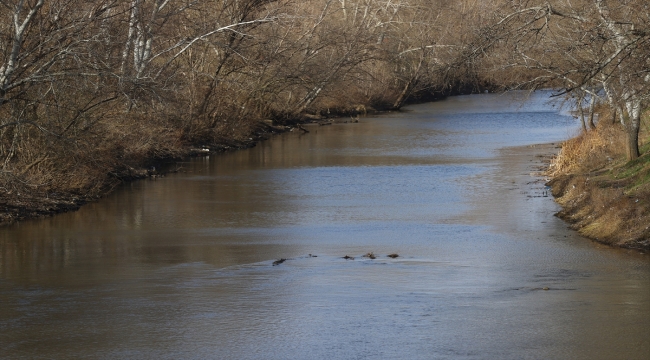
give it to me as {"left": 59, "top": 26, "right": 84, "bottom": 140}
{"left": 460, "top": 140, "right": 648, "bottom": 252}
{"left": 544, "top": 122, "right": 650, "bottom": 252}
{"left": 453, "top": 143, "right": 567, "bottom": 237}
{"left": 548, "top": 174, "right": 650, "bottom": 251}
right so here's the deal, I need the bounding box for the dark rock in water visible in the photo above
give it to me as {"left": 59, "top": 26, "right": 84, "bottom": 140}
{"left": 309, "top": 254, "right": 317, "bottom": 257}
{"left": 387, "top": 253, "right": 399, "bottom": 258}
{"left": 342, "top": 255, "right": 354, "bottom": 260}
{"left": 272, "top": 258, "right": 287, "bottom": 266}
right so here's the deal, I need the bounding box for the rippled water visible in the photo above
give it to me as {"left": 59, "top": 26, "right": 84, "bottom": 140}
{"left": 1, "top": 91, "right": 648, "bottom": 359}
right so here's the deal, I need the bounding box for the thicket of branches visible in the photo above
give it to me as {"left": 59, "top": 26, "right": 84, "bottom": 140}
{"left": 485, "top": 0, "right": 650, "bottom": 161}
{"left": 1, "top": 0, "right": 648, "bottom": 207}
{"left": 0, "top": 0, "right": 492, "bottom": 200}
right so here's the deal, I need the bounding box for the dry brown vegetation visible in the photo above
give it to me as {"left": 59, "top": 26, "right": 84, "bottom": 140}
{"left": 488, "top": 0, "right": 650, "bottom": 161}
{"left": 0, "top": 0, "right": 497, "bottom": 224}
{"left": 548, "top": 111, "right": 650, "bottom": 249}
{"left": 548, "top": 122, "right": 626, "bottom": 177}
{"left": 476, "top": 0, "right": 650, "bottom": 248}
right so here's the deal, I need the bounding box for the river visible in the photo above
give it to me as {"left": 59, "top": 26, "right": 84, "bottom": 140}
{"left": 1, "top": 91, "right": 648, "bottom": 359}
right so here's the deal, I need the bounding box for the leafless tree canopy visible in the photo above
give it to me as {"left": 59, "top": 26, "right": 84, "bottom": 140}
{"left": 486, "top": 0, "right": 650, "bottom": 159}
{"left": 0, "top": 0, "right": 647, "bottom": 202}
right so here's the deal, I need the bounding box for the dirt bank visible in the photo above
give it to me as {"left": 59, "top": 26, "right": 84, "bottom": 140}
{"left": 546, "top": 123, "right": 650, "bottom": 251}
{"left": 548, "top": 173, "right": 650, "bottom": 251}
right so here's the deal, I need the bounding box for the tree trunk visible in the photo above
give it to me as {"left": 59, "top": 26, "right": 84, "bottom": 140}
{"left": 624, "top": 99, "right": 641, "bottom": 160}
{"left": 625, "top": 123, "right": 640, "bottom": 160}
{"left": 392, "top": 49, "right": 424, "bottom": 109}
{"left": 392, "top": 78, "right": 414, "bottom": 110}
{"left": 587, "top": 95, "right": 596, "bottom": 129}
{"left": 577, "top": 93, "right": 587, "bottom": 132}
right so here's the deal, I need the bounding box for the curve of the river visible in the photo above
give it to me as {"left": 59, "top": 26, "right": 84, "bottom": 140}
{"left": 1, "top": 91, "right": 649, "bottom": 359}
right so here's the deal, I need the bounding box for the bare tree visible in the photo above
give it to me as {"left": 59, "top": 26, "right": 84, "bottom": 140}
{"left": 485, "top": 0, "right": 650, "bottom": 160}
{"left": 0, "top": 1, "right": 120, "bottom": 172}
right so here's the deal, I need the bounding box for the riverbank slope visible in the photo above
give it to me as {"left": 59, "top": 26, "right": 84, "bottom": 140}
{"left": 547, "top": 122, "right": 650, "bottom": 251}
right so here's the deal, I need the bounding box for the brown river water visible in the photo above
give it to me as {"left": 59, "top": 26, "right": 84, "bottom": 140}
{"left": 1, "top": 91, "right": 649, "bottom": 359}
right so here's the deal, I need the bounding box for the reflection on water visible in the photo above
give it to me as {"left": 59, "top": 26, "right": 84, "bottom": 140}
{"left": 1, "top": 91, "right": 648, "bottom": 359}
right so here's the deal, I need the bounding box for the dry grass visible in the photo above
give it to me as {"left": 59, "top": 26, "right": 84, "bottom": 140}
{"left": 548, "top": 110, "right": 650, "bottom": 250}
{"left": 548, "top": 121, "right": 626, "bottom": 177}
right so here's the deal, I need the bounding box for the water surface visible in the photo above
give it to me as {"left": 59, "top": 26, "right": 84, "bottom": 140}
{"left": 1, "top": 91, "right": 648, "bottom": 359}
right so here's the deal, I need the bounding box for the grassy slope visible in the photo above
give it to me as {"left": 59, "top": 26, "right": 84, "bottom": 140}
{"left": 548, "top": 118, "right": 650, "bottom": 250}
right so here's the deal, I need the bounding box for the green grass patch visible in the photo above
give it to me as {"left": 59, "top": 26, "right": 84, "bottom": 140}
{"left": 615, "top": 152, "right": 650, "bottom": 177}
{"left": 603, "top": 148, "right": 650, "bottom": 196}
{"left": 641, "top": 141, "right": 650, "bottom": 154}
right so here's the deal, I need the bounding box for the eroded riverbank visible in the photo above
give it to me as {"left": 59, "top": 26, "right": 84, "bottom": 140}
{"left": 545, "top": 122, "right": 650, "bottom": 251}
{"left": 549, "top": 173, "right": 650, "bottom": 251}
